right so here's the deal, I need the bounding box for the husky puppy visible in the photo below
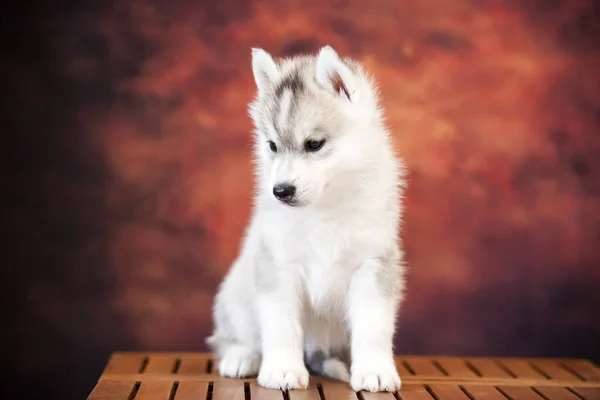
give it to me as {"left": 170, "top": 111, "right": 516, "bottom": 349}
{"left": 206, "top": 45, "right": 406, "bottom": 393}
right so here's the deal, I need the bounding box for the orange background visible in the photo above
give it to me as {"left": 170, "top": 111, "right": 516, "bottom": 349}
{"left": 4, "top": 0, "right": 600, "bottom": 399}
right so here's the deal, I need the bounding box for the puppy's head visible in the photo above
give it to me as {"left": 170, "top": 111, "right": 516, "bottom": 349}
{"left": 248, "top": 46, "right": 382, "bottom": 208}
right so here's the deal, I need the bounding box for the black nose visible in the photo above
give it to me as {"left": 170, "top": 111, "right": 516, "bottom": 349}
{"left": 273, "top": 183, "right": 296, "bottom": 201}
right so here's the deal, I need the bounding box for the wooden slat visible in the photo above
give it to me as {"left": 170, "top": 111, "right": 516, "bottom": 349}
{"left": 135, "top": 381, "right": 175, "bottom": 400}
{"left": 434, "top": 359, "right": 478, "bottom": 378}
{"left": 399, "top": 384, "right": 436, "bottom": 400}
{"left": 403, "top": 358, "right": 446, "bottom": 376}
{"left": 560, "top": 360, "right": 600, "bottom": 382}
{"left": 396, "top": 360, "right": 415, "bottom": 377}
{"left": 570, "top": 387, "right": 600, "bottom": 400}
{"left": 144, "top": 355, "right": 179, "bottom": 374}
{"left": 319, "top": 381, "right": 358, "bottom": 399}
{"left": 248, "top": 383, "right": 286, "bottom": 400}
{"left": 465, "top": 359, "right": 513, "bottom": 379}
{"left": 88, "top": 380, "right": 138, "bottom": 400}
{"left": 360, "top": 389, "right": 397, "bottom": 399}
{"left": 534, "top": 386, "right": 582, "bottom": 400}
{"left": 288, "top": 384, "right": 321, "bottom": 400}
{"left": 529, "top": 360, "right": 584, "bottom": 381}
{"left": 177, "top": 354, "right": 212, "bottom": 375}
{"left": 104, "top": 354, "right": 147, "bottom": 374}
{"left": 173, "top": 381, "right": 210, "bottom": 400}
{"left": 212, "top": 380, "right": 246, "bottom": 400}
{"left": 461, "top": 384, "right": 507, "bottom": 400}
{"left": 497, "top": 386, "right": 544, "bottom": 399}
{"left": 428, "top": 384, "right": 471, "bottom": 400}
{"left": 497, "top": 360, "right": 548, "bottom": 380}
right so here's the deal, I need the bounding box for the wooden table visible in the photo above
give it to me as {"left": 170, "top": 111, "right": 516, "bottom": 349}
{"left": 88, "top": 353, "right": 600, "bottom": 399}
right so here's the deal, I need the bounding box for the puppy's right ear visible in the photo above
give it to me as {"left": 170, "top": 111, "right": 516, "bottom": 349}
{"left": 251, "top": 48, "right": 280, "bottom": 97}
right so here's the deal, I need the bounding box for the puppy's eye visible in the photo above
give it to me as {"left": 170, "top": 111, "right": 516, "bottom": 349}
{"left": 268, "top": 140, "right": 277, "bottom": 152}
{"left": 305, "top": 139, "right": 325, "bottom": 152}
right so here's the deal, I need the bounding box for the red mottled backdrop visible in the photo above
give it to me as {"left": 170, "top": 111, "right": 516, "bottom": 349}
{"left": 3, "top": 0, "right": 600, "bottom": 399}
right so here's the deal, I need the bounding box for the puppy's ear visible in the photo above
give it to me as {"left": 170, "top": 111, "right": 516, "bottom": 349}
{"left": 251, "top": 48, "right": 280, "bottom": 97}
{"left": 315, "top": 45, "right": 356, "bottom": 102}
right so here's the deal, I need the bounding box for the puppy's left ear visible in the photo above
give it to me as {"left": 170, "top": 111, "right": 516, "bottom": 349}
{"left": 315, "top": 45, "right": 356, "bottom": 102}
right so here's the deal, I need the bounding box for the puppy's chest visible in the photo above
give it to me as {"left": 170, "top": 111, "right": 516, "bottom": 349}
{"left": 300, "top": 241, "right": 359, "bottom": 315}
{"left": 275, "top": 216, "right": 377, "bottom": 313}
{"left": 303, "top": 264, "right": 348, "bottom": 313}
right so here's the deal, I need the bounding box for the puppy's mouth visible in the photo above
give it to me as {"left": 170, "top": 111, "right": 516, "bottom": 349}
{"left": 275, "top": 196, "right": 307, "bottom": 207}
{"left": 282, "top": 199, "right": 303, "bottom": 207}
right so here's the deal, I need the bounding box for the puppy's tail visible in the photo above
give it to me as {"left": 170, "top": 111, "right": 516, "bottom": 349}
{"left": 307, "top": 356, "right": 351, "bottom": 382}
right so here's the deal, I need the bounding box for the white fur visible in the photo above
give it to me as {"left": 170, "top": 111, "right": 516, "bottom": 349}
{"left": 207, "top": 45, "right": 406, "bottom": 393}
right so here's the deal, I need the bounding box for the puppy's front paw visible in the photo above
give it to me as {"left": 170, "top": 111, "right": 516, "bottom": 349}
{"left": 257, "top": 365, "right": 309, "bottom": 390}
{"left": 351, "top": 365, "right": 401, "bottom": 392}
{"left": 218, "top": 345, "right": 260, "bottom": 378}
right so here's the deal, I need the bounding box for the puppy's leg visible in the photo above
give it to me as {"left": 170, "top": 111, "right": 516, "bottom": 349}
{"left": 207, "top": 256, "right": 262, "bottom": 378}
{"left": 347, "top": 257, "right": 403, "bottom": 392}
{"left": 256, "top": 269, "right": 309, "bottom": 390}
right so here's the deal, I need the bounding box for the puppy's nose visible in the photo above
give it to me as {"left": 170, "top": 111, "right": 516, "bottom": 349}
{"left": 273, "top": 183, "right": 296, "bottom": 202}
